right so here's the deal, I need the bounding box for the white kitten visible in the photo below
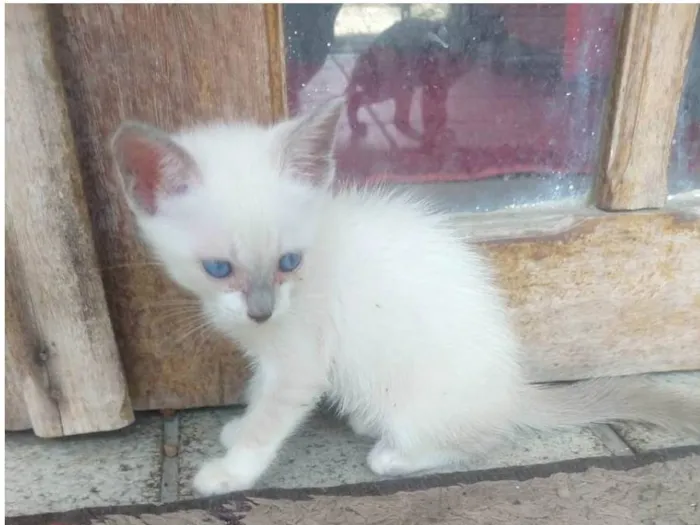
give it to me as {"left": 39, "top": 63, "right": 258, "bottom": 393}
{"left": 111, "top": 100, "right": 700, "bottom": 497}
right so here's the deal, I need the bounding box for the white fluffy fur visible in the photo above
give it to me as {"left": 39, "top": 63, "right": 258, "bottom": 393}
{"left": 112, "top": 102, "right": 700, "bottom": 497}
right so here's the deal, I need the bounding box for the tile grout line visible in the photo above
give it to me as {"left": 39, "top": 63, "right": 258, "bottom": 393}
{"left": 160, "top": 412, "right": 181, "bottom": 503}
{"left": 607, "top": 424, "right": 643, "bottom": 455}
{"left": 589, "top": 424, "right": 635, "bottom": 456}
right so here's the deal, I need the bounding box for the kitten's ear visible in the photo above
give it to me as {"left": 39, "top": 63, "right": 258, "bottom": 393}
{"left": 278, "top": 98, "right": 344, "bottom": 188}
{"left": 110, "top": 121, "right": 199, "bottom": 214}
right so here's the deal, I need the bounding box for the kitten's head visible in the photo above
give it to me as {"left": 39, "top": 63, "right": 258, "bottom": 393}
{"left": 111, "top": 100, "right": 343, "bottom": 329}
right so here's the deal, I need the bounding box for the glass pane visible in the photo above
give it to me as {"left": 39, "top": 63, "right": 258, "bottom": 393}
{"left": 284, "top": 4, "right": 621, "bottom": 212}
{"left": 669, "top": 15, "right": 700, "bottom": 197}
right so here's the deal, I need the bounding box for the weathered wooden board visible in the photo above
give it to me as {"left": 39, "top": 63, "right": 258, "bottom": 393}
{"left": 5, "top": 246, "right": 35, "bottom": 432}
{"left": 597, "top": 4, "right": 698, "bottom": 210}
{"left": 459, "top": 206, "right": 700, "bottom": 381}
{"left": 264, "top": 4, "right": 288, "bottom": 120}
{"left": 6, "top": 4, "right": 134, "bottom": 435}
{"left": 50, "top": 4, "right": 276, "bottom": 409}
{"left": 5, "top": 242, "right": 66, "bottom": 435}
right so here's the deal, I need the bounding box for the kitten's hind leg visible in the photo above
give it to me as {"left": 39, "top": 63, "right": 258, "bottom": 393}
{"left": 367, "top": 439, "right": 462, "bottom": 477}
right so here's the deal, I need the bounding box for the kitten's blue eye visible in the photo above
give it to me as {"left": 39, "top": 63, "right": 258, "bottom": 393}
{"left": 202, "top": 259, "right": 233, "bottom": 279}
{"left": 278, "top": 252, "right": 302, "bottom": 273}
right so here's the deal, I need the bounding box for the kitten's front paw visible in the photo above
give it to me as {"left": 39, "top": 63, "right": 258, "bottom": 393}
{"left": 192, "top": 459, "right": 255, "bottom": 497}
{"left": 367, "top": 443, "right": 412, "bottom": 477}
{"left": 219, "top": 417, "right": 243, "bottom": 449}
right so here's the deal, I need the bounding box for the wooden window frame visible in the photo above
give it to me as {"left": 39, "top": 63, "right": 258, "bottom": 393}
{"left": 596, "top": 4, "right": 698, "bottom": 210}
{"left": 446, "top": 5, "right": 700, "bottom": 382}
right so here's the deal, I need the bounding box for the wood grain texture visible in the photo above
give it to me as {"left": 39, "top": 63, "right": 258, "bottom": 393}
{"left": 5, "top": 246, "right": 35, "bottom": 432}
{"left": 455, "top": 206, "right": 700, "bottom": 381}
{"left": 5, "top": 243, "right": 64, "bottom": 435}
{"left": 50, "top": 4, "right": 275, "bottom": 410}
{"left": 4, "top": 355, "right": 32, "bottom": 431}
{"left": 597, "top": 4, "right": 698, "bottom": 211}
{"left": 265, "top": 3, "right": 288, "bottom": 120}
{"left": 5, "top": 4, "right": 134, "bottom": 436}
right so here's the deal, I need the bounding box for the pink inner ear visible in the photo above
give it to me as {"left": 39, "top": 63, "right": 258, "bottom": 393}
{"left": 120, "top": 135, "right": 168, "bottom": 214}
{"left": 117, "top": 129, "right": 199, "bottom": 215}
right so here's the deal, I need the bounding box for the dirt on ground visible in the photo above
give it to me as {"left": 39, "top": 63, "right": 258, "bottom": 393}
{"left": 10, "top": 453, "right": 700, "bottom": 525}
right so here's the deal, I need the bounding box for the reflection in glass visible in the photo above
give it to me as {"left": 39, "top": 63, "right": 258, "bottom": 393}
{"left": 669, "top": 15, "right": 700, "bottom": 196}
{"left": 284, "top": 4, "right": 621, "bottom": 212}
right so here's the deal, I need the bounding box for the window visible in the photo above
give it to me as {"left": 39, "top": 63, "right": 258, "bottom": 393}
{"left": 284, "top": 3, "right": 622, "bottom": 212}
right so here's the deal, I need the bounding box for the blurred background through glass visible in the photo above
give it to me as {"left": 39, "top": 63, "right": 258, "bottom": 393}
{"left": 284, "top": 3, "right": 625, "bottom": 212}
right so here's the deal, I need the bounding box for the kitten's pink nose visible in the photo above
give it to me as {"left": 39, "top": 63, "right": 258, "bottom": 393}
{"left": 248, "top": 311, "right": 272, "bottom": 324}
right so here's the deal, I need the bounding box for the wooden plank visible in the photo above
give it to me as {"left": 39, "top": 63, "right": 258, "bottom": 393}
{"left": 597, "top": 4, "right": 698, "bottom": 211}
{"left": 5, "top": 245, "right": 34, "bottom": 432}
{"left": 4, "top": 359, "right": 32, "bottom": 431}
{"left": 5, "top": 4, "right": 134, "bottom": 436}
{"left": 264, "top": 3, "right": 288, "bottom": 120}
{"left": 50, "top": 4, "right": 276, "bottom": 410}
{"left": 453, "top": 204, "right": 700, "bottom": 382}
{"left": 5, "top": 242, "right": 63, "bottom": 435}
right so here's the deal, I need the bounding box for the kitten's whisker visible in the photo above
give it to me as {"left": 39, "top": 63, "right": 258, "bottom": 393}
{"left": 143, "top": 301, "right": 202, "bottom": 314}
{"left": 168, "top": 312, "right": 208, "bottom": 333}
{"left": 172, "top": 319, "right": 215, "bottom": 347}
{"left": 146, "top": 304, "right": 202, "bottom": 317}
{"left": 100, "top": 261, "right": 165, "bottom": 272}
{"left": 192, "top": 324, "right": 216, "bottom": 349}
{"left": 152, "top": 309, "right": 206, "bottom": 327}
{"left": 150, "top": 310, "right": 203, "bottom": 321}
{"left": 169, "top": 310, "right": 209, "bottom": 332}
{"left": 145, "top": 300, "right": 200, "bottom": 306}
{"left": 146, "top": 303, "right": 202, "bottom": 313}
{"left": 154, "top": 315, "right": 206, "bottom": 338}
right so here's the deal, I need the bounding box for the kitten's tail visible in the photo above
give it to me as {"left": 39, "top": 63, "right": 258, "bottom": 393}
{"left": 515, "top": 376, "right": 700, "bottom": 436}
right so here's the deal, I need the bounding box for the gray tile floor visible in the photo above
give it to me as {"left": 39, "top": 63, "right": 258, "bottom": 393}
{"left": 6, "top": 372, "right": 700, "bottom": 517}
{"left": 6, "top": 415, "right": 163, "bottom": 516}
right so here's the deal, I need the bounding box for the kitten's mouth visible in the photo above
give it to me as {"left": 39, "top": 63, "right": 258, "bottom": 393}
{"left": 245, "top": 284, "right": 275, "bottom": 324}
